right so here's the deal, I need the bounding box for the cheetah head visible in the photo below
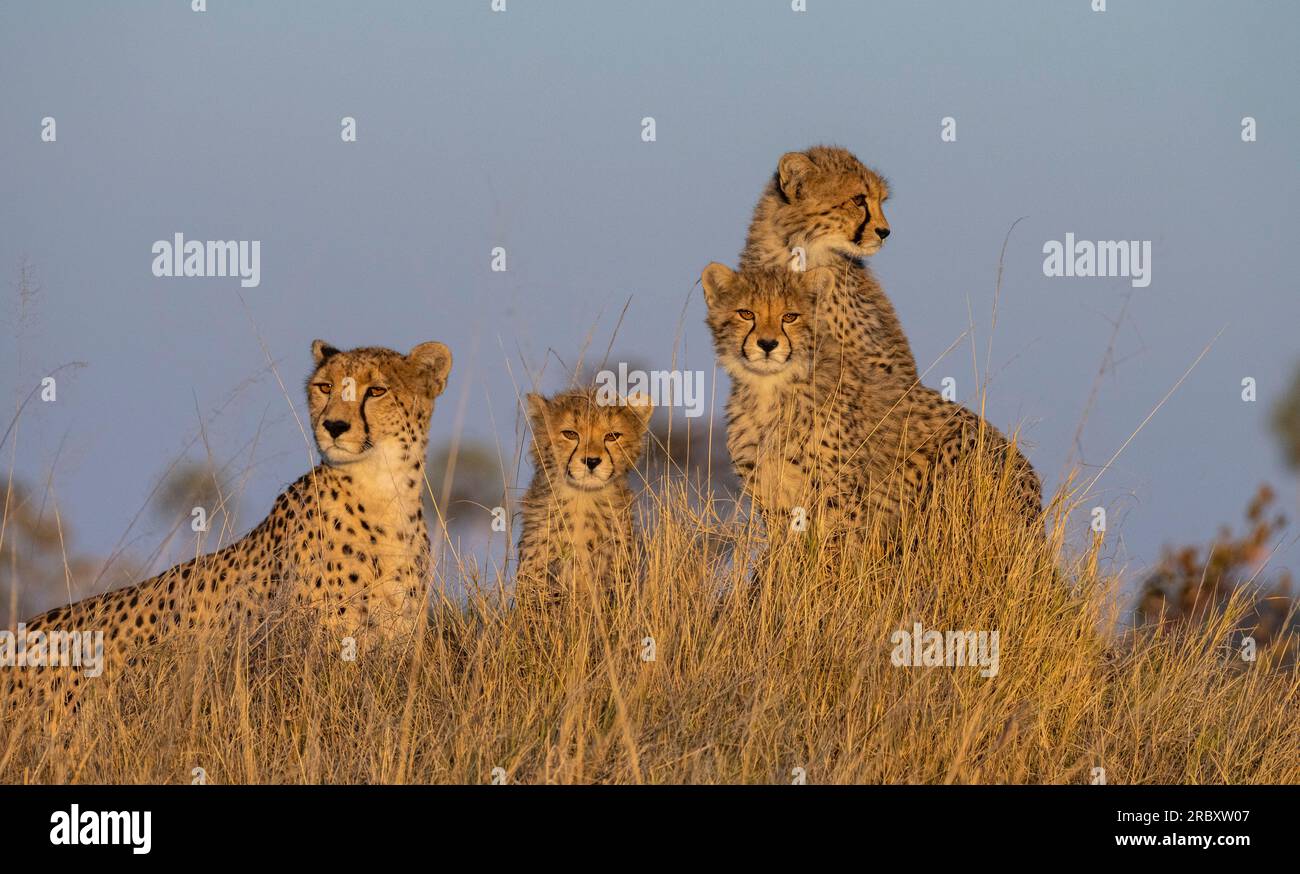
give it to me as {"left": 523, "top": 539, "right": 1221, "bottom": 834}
{"left": 525, "top": 388, "right": 653, "bottom": 492}
{"left": 701, "top": 263, "right": 832, "bottom": 379}
{"left": 766, "top": 145, "right": 891, "bottom": 263}
{"left": 307, "top": 340, "right": 452, "bottom": 467}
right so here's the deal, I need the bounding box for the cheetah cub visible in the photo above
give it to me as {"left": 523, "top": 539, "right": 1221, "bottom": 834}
{"left": 8, "top": 340, "right": 451, "bottom": 708}
{"left": 703, "top": 263, "right": 1040, "bottom": 538}
{"left": 516, "top": 388, "right": 653, "bottom": 605}
{"left": 702, "top": 262, "right": 863, "bottom": 535}
{"left": 740, "top": 144, "right": 917, "bottom": 384}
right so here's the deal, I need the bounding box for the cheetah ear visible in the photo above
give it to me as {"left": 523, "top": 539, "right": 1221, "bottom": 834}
{"left": 623, "top": 391, "right": 654, "bottom": 430}
{"left": 311, "top": 339, "right": 341, "bottom": 366}
{"left": 524, "top": 392, "right": 549, "bottom": 429}
{"left": 700, "top": 262, "right": 735, "bottom": 308}
{"left": 803, "top": 266, "right": 836, "bottom": 299}
{"left": 777, "top": 152, "right": 817, "bottom": 201}
{"left": 408, "top": 341, "right": 452, "bottom": 397}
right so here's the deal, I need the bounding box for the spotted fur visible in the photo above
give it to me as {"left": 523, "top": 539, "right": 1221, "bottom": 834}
{"left": 739, "top": 145, "right": 918, "bottom": 384}
{"left": 703, "top": 264, "right": 1040, "bottom": 538}
{"left": 515, "top": 388, "right": 652, "bottom": 605}
{"left": 7, "top": 339, "right": 451, "bottom": 711}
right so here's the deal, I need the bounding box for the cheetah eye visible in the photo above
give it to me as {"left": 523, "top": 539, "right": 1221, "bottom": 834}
{"left": 314, "top": 383, "right": 332, "bottom": 395}
{"left": 782, "top": 313, "right": 800, "bottom": 323}
{"left": 604, "top": 431, "right": 622, "bottom": 442}
{"left": 560, "top": 429, "right": 579, "bottom": 441}
{"left": 851, "top": 194, "right": 867, "bottom": 208}
{"left": 366, "top": 386, "right": 388, "bottom": 398}
{"left": 736, "top": 309, "right": 755, "bottom": 321}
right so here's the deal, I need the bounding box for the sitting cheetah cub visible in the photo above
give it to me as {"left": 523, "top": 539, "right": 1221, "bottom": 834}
{"left": 703, "top": 263, "right": 1040, "bottom": 539}
{"left": 740, "top": 144, "right": 917, "bottom": 384}
{"left": 8, "top": 340, "right": 451, "bottom": 708}
{"left": 516, "top": 388, "right": 653, "bottom": 605}
{"left": 702, "top": 262, "right": 864, "bottom": 535}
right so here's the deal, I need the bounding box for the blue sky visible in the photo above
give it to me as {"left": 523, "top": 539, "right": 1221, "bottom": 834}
{"left": 1, "top": 0, "right": 1297, "bottom": 584}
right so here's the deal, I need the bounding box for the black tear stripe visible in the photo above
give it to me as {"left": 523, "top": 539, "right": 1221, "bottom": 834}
{"left": 739, "top": 324, "right": 755, "bottom": 362}
{"left": 359, "top": 392, "right": 373, "bottom": 443}
{"left": 774, "top": 296, "right": 795, "bottom": 358}
{"left": 852, "top": 212, "right": 869, "bottom": 245}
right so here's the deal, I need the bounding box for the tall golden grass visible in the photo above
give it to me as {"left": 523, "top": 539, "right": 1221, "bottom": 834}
{"left": 3, "top": 450, "right": 1297, "bottom": 785}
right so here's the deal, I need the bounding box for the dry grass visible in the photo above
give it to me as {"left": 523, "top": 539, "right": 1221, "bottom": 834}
{"left": 3, "top": 456, "right": 1297, "bottom": 785}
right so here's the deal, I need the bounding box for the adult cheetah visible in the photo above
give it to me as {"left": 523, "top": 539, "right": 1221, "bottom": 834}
{"left": 5, "top": 339, "right": 451, "bottom": 709}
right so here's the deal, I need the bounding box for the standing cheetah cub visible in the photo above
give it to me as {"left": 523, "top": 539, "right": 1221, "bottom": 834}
{"left": 8, "top": 340, "right": 451, "bottom": 708}
{"left": 516, "top": 388, "right": 653, "bottom": 605}
{"left": 703, "top": 263, "right": 1040, "bottom": 538}
{"left": 740, "top": 144, "right": 917, "bottom": 384}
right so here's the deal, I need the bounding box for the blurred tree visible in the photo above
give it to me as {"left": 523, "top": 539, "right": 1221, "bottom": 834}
{"left": 643, "top": 415, "right": 738, "bottom": 501}
{"left": 1271, "top": 363, "right": 1300, "bottom": 471}
{"left": 1135, "top": 361, "right": 1300, "bottom": 662}
{"left": 424, "top": 439, "right": 507, "bottom": 532}
{"left": 0, "top": 480, "right": 99, "bottom": 625}
{"left": 152, "top": 460, "right": 238, "bottom": 544}
{"left": 1135, "top": 484, "right": 1296, "bottom": 665}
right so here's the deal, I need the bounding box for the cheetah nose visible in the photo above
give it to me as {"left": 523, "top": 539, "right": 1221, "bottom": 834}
{"left": 875, "top": 227, "right": 890, "bottom": 240}
{"left": 756, "top": 338, "right": 779, "bottom": 354}
{"left": 583, "top": 456, "right": 602, "bottom": 471}
{"left": 323, "top": 419, "right": 351, "bottom": 439}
